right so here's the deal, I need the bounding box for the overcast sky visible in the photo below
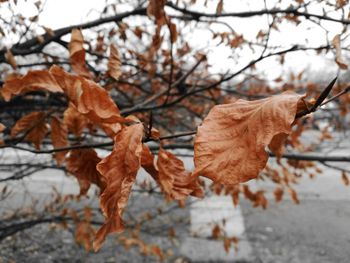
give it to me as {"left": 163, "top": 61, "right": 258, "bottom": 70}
{"left": 2, "top": 0, "right": 345, "bottom": 80}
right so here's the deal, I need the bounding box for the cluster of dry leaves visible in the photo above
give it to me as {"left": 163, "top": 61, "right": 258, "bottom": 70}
{"left": 0, "top": 0, "right": 335, "bottom": 252}
{"left": 0, "top": 37, "right": 310, "bottom": 252}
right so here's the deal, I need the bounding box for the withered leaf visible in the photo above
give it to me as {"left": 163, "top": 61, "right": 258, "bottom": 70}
{"left": 0, "top": 123, "right": 5, "bottom": 133}
{"left": 288, "top": 187, "right": 300, "bottom": 204}
{"left": 5, "top": 50, "right": 16, "bottom": 69}
{"left": 273, "top": 187, "right": 284, "bottom": 203}
{"left": 98, "top": 122, "right": 122, "bottom": 138}
{"left": 51, "top": 117, "right": 68, "bottom": 165}
{"left": 107, "top": 44, "right": 122, "bottom": 81}
{"left": 147, "top": 0, "right": 167, "bottom": 25}
{"left": 69, "top": 28, "right": 93, "bottom": 79}
{"left": 157, "top": 147, "right": 204, "bottom": 200}
{"left": 254, "top": 190, "right": 268, "bottom": 209}
{"left": 11, "top": 111, "right": 48, "bottom": 149}
{"left": 212, "top": 224, "right": 221, "bottom": 239}
{"left": 75, "top": 207, "right": 95, "bottom": 251}
{"left": 194, "top": 91, "right": 305, "bottom": 185}
{"left": 332, "top": 34, "right": 348, "bottom": 69}
{"left": 151, "top": 245, "right": 164, "bottom": 261}
{"left": 63, "top": 103, "right": 89, "bottom": 138}
{"left": 50, "top": 66, "right": 127, "bottom": 125}
{"left": 216, "top": 0, "right": 224, "bottom": 15}
{"left": 141, "top": 144, "right": 159, "bottom": 181}
{"left": 49, "top": 65, "right": 83, "bottom": 103}
{"left": 1, "top": 70, "right": 63, "bottom": 101}
{"left": 66, "top": 148, "right": 106, "bottom": 195}
{"left": 77, "top": 78, "right": 126, "bottom": 124}
{"left": 93, "top": 123, "right": 144, "bottom": 251}
{"left": 169, "top": 22, "right": 177, "bottom": 43}
{"left": 336, "top": 0, "right": 347, "bottom": 8}
{"left": 342, "top": 171, "right": 349, "bottom": 186}
{"left": 224, "top": 238, "right": 231, "bottom": 253}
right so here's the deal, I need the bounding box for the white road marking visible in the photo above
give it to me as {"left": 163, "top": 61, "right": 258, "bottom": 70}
{"left": 180, "top": 195, "right": 253, "bottom": 262}
{"left": 190, "top": 195, "right": 245, "bottom": 238}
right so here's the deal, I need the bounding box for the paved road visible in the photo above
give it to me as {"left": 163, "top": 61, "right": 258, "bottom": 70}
{"left": 1, "top": 142, "right": 350, "bottom": 262}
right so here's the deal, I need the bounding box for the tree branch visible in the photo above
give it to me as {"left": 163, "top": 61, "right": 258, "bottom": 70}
{"left": 0, "top": 7, "right": 147, "bottom": 64}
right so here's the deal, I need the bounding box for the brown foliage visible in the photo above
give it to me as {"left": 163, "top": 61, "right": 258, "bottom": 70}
{"left": 1, "top": 70, "right": 63, "bottom": 101}
{"left": 69, "top": 29, "right": 93, "bottom": 79}
{"left": 93, "top": 123, "right": 144, "bottom": 251}
{"left": 157, "top": 147, "right": 203, "bottom": 200}
{"left": 50, "top": 117, "right": 68, "bottom": 165}
{"left": 11, "top": 111, "right": 48, "bottom": 149}
{"left": 194, "top": 91, "right": 305, "bottom": 185}
{"left": 1, "top": 1, "right": 350, "bottom": 255}
{"left": 66, "top": 149, "right": 106, "bottom": 195}
{"left": 107, "top": 44, "right": 122, "bottom": 81}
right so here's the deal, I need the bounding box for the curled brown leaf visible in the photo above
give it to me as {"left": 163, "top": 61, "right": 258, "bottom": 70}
{"left": 11, "top": 111, "right": 48, "bottom": 149}
{"left": 107, "top": 44, "right": 122, "bottom": 81}
{"left": 51, "top": 117, "right": 68, "bottom": 165}
{"left": 93, "top": 123, "right": 144, "bottom": 251}
{"left": 66, "top": 148, "right": 106, "bottom": 195}
{"left": 194, "top": 91, "right": 305, "bottom": 185}
{"left": 0, "top": 123, "right": 5, "bottom": 133}
{"left": 147, "top": 0, "right": 167, "bottom": 25}
{"left": 69, "top": 28, "right": 93, "bottom": 78}
{"left": 332, "top": 34, "right": 348, "bottom": 70}
{"left": 1, "top": 70, "right": 63, "bottom": 101}
{"left": 5, "top": 50, "right": 16, "bottom": 69}
{"left": 157, "top": 147, "right": 204, "bottom": 200}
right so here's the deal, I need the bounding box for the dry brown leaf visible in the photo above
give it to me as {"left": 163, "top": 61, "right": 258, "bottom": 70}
{"left": 157, "top": 147, "right": 204, "bottom": 200}
{"left": 141, "top": 144, "right": 159, "bottom": 181}
{"left": 194, "top": 91, "right": 305, "bottom": 185}
{"left": 151, "top": 245, "right": 164, "bottom": 261}
{"left": 169, "top": 22, "right": 177, "bottom": 43}
{"left": 75, "top": 208, "right": 95, "bottom": 251}
{"left": 254, "top": 190, "right": 268, "bottom": 209}
{"left": 51, "top": 117, "right": 68, "bottom": 165}
{"left": 0, "top": 123, "right": 5, "bottom": 133}
{"left": 43, "top": 26, "right": 54, "bottom": 37}
{"left": 212, "top": 224, "right": 221, "bottom": 239}
{"left": 66, "top": 148, "right": 106, "bottom": 195}
{"left": 5, "top": 50, "right": 16, "bottom": 69}
{"left": 336, "top": 0, "right": 347, "bottom": 8}
{"left": 224, "top": 238, "right": 231, "bottom": 253}
{"left": 98, "top": 122, "right": 123, "bottom": 138}
{"left": 147, "top": 0, "right": 167, "bottom": 25}
{"left": 269, "top": 132, "right": 289, "bottom": 161}
{"left": 93, "top": 123, "right": 144, "bottom": 251}
{"left": 11, "top": 111, "right": 48, "bottom": 149}
{"left": 150, "top": 127, "right": 160, "bottom": 139}
{"left": 273, "top": 187, "right": 284, "bottom": 203}
{"left": 332, "top": 34, "right": 348, "bottom": 69}
{"left": 50, "top": 66, "right": 127, "bottom": 125}
{"left": 342, "top": 171, "right": 349, "bottom": 186}
{"left": 69, "top": 29, "right": 93, "bottom": 79}
{"left": 49, "top": 65, "right": 83, "bottom": 103}
{"left": 107, "top": 44, "right": 122, "bottom": 81}
{"left": 288, "top": 188, "right": 300, "bottom": 204}
{"left": 229, "top": 185, "right": 240, "bottom": 206}
{"left": 242, "top": 185, "right": 255, "bottom": 201}
{"left": 63, "top": 104, "right": 89, "bottom": 138}
{"left": 1, "top": 70, "right": 63, "bottom": 101}
{"left": 216, "top": 0, "right": 224, "bottom": 15}
{"left": 77, "top": 78, "right": 126, "bottom": 124}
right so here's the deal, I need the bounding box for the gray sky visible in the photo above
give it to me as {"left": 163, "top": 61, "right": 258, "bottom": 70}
{"left": 2, "top": 0, "right": 346, "bottom": 79}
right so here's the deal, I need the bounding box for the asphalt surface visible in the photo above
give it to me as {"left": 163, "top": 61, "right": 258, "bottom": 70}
{"left": 1, "top": 135, "right": 350, "bottom": 262}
